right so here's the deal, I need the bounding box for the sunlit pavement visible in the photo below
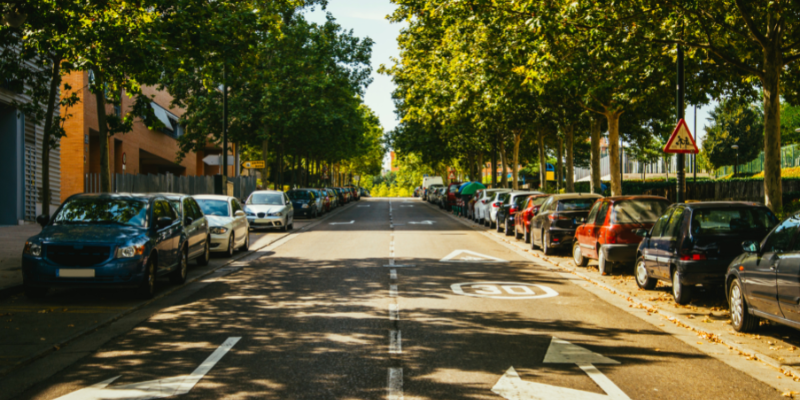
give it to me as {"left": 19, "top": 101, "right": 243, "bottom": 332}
{"left": 0, "top": 198, "right": 797, "bottom": 399}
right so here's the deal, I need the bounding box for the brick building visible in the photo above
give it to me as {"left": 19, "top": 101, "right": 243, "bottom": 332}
{"left": 59, "top": 71, "right": 234, "bottom": 202}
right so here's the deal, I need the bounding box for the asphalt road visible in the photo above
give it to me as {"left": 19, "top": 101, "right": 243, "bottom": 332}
{"left": 1, "top": 198, "right": 791, "bottom": 399}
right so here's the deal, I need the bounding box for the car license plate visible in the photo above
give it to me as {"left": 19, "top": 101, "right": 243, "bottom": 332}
{"left": 58, "top": 269, "right": 95, "bottom": 278}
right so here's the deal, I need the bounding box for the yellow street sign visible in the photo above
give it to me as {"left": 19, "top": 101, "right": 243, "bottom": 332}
{"left": 242, "top": 160, "right": 265, "bottom": 169}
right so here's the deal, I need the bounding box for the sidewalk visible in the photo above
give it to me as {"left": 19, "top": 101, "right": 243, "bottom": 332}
{"left": 0, "top": 224, "right": 41, "bottom": 294}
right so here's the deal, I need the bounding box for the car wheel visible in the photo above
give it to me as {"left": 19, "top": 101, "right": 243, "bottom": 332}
{"left": 635, "top": 257, "right": 657, "bottom": 289}
{"left": 242, "top": 232, "right": 250, "bottom": 251}
{"left": 169, "top": 248, "right": 188, "bottom": 284}
{"left": 542, "top": 232, "right": 553, "bottom": 255}
{"left": 514, "top": 225, "right": 522, "bottom": 240}
{"left": 730, "top": 278, "right": 759, "bottom": 332}
{"left": 598, "top": 249, "right": 612, "bottom": 275}
{"left": 137, "top": 258, "right": 156, "bottom": 299}
{"left": 226, "top": 234, "right": 235, "bottom": 257}
{"left": 282, "top": 220, "right": 289, "bottom": 232}
{"left": 490, "top": 219, "right": 496, "bottom": 229}
{"left": 197, "top": 239, "right": 210, "bottom": 266}
{"left": 496, "top": 219, "right": 503, "bottom": 232}
{"left": 524, "top": 226, "right": 531, "bottom": 244}
{"left": 504, "top": 220, "right": 512, "bottom": 236}
{"left": 573, "top": 243, "right": 589, "bottom": 267}
{"left": 672, "top": 268, "right": 693, "bottom": 305}
{"left": 24, "top": 284, "right": 48, "bottom": 299}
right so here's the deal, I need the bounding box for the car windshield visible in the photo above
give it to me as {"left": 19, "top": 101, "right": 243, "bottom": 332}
{"left": 532, "top": 197, "right": 549, "bottom": 206}
{"left": 249, "top": 193, "right": 284, "bottom": 205}
{"left": 558, "top": 198, "right": 597, "bottom": 211}
{"left": 613, "top": 200, "right": 671, "bottom": 224}
{"left": 195, "top": 199, "right": 230, "bottom": 217}
{"left": 691, "top": 207, "right": 778, "bottom": 236}
{"left": 288, "top": 191, "right": 310, "bottom": 200}
{"left": 53, "top": 198, "right": 148, "bottom": 227}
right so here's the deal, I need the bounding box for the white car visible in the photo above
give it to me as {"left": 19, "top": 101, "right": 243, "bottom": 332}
{"left": 244, "top": 190, "right": 294, "bottom": 231}
{"left": 194, "top": 195, "right": 249, "bottom": 257}
{"left": 475, "top": 189, "right": 511, "bottom": 223}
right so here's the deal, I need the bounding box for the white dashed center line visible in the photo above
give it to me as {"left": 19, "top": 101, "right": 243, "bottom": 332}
{"left": 389, "top": 330, "right": 402, "bottom": 354}
{"left": 389, "top": 304, "right": 399, "bottom": 321}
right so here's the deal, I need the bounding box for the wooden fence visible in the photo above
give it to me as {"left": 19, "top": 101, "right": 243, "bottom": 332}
{"left": 84, "top": 173, "right": 257, "bottom": 201}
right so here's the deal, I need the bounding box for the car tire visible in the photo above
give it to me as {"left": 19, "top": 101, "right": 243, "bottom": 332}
{"left": 197, "top": 239, "right": 210, "bottom": 266}
{"left": 598, "top": 249, "right": 612, "bottom": 275}
{"left": 542, "top": 232, "right": 554, "bottom": 255}
{"left": 635, "top": 257, "right": 657, "bottom": 289}
{"left": 730, "top": 278, "right": 759, "bottom": 332}
{"left": 137, "top": 258, "right": 156, "bottom": 299}
{"left": 490, "top": 219, "right": 496, "bottom": 229}
{"left": 672, "top": 268, "right": 693, "bottom": 305}
{"left": 24, "top": 285, "right": 48, "bottom": 299}
{"left": 514, "top": 225, "right": 522, "bottom": 240}
{"left": 169, "top": 248, "right": 188, "bottom": 284}
{"left": 242, "top": 232, "right": 249, "bottom": 251}
{"left": 573, "top": 243, "right": 589, "bottom": 267}
{"left": 496, "top": 219, "right": 503, "bottom": 232}
{"left": 282, "top": 220, "right": 289, "bottom": 232}
{"left": 524, "top": 226, "right": 531, "bottom": 244}
{"left": 226, "top": 234, "right": 235, "bottom": 258}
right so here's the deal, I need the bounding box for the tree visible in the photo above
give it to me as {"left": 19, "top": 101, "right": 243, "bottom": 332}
{"left": 702, "top": 97, "right": 764, "bottom": 171}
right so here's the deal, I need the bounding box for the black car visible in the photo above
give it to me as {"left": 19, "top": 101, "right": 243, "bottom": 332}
{"left": 162, "top": 193, "right": 210, "bottom": 266}
{"left": 498, "top": 192, "right": 540, "bottom": 236}
{"left": 725, "top": 212, "right": 800, "bottom": 332}
{"left": 287, "top": 189, "right": 321, "bottom": 218}
{"left": 22, "top": 193, "right": 187, "bottom": 299}
{"left": 635, "top": 202, "right": 778, "bottom": 305}
{"left": 531, "top": 193, "right": 603, "bottom": 255}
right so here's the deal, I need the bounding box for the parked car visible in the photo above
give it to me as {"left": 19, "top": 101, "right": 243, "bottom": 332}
{"left": 426, "top": 184, "right": 444, "bottom": 202}
{"left": 475, "top": 189, "right": 511, "bottom": 224}
{"left": 444, "top": 182, "right": 463, "bottom": 210}
{"left": 498, "top": 191, "right": 542, "bottom": 235}
{"left": 163, "top": 193, "right": 211, "bottom": 267}
{"left": 485, "top": 192, "right": 512, "bottom": 229}
{"left": 726, "top": 213, "right": 800, "bottom": 332}
{"left": 195, "top": 195, "right": 250, "bottom": 256}
{"left": 288, "top": 189, "right": 322, "bottom": 218}
{"left": 573, "top": 196, "right": 670, "bottom": 275}
{"left": 635, "top": 201, "right": 778, "bottom": 305}
{"left": 243, "top": 190, "right": 294, "bottom": 232}
{"left": 22, "top": 193, "right": 186, "bottom": 299}
{"left": 436, "top": 187, "right": 448, "bottom": 208}
{"left": 530, "top": 193, "right": 603, "bottom": 255}
{"left": 324, "top": 188, "right": 339, "bottom": 209}
{"left": 514, "top": 194, "right": 551, "bottom": 243}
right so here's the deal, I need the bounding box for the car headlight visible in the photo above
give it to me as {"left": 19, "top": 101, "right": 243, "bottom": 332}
{"left": 301, "top": 204, "right": 309, "bottom": 209}
{"left": 268, "top": 211, "right": 283, "bottom": 217}
{"left": 115, "top": 244, "right": 145, "bottom": 259}
{"left": 23, "top": 241, "right": 42, "bottom": 257}
{"left": 246, "top": 212, "right": 255, "bottom": 217}
{"left": 210, "top": 227, "right": 229, "bottom": 234}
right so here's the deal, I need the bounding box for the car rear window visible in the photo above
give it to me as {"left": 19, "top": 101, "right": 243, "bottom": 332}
{"left": 514, "top": 196, "right": 528, "bottom": 207}
{"left": 532, "top": 197, "right": 548, "bottom": 206}
{"left": 557, "top": 198, "right": 597, "bottom": 211}
{"left": 690, "top": 207, "right": 778, "bottom": 236}
{"left": 612, "top": 200, "right": 671, "bottom": 224}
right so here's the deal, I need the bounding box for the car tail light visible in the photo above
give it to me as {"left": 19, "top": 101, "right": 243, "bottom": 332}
{"left": 482, "top": 200, "right": 487, "bottom": 204}
{"left": 510, "top": 207, "right": 517, "bottom": 214}
{"left": 548, "top": 214, "right": 570, "bottom": 221}
{"left": 680, "top": 253, "right": 708, "bottom": 261}
{"left": 492, "top": 203, "right": 499, "bottom": 208}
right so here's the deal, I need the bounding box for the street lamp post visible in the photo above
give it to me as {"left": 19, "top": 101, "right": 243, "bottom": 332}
{"left": 731, "top": 144, "right": 739, "bottom": 176}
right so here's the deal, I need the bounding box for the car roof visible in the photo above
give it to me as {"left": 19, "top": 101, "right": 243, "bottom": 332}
{"left": 680, "top": 201, "right": 766, "bottom": 209}
{"left": 193, "top": 194, "right": 234, "bottom": 201}
{"left": 602, "top": 195, "right": 669, "bottom": 202}
{"left": 69, "top": 192, "right": 160, "bottom": 201}
{"left": 548, "top": 193, "right": 603, "bottom": 200}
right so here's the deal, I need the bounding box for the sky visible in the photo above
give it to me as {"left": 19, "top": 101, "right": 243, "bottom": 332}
{"left": 305, "top": 1, "right": 714, "bottom": 170}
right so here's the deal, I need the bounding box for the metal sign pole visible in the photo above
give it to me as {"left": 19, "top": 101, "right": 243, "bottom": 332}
{"left": 676, "top": 44, "right": 686, "bottom": 203}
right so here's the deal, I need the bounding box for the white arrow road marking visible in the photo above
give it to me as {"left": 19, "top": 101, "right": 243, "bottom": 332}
{"left": 440, "top": 250, "right": 507, "bottom": 263}
{"left": 408, "top": 221, "right": 434, "bottom": 225}
{"left": 329, "top": 220, "right": 355, "bottom": 225}
{"left": 491, "top": 338, "right": 630, "bottom": 400}
{"left": 55, "top": 337, "right": 241, "bottom": 400}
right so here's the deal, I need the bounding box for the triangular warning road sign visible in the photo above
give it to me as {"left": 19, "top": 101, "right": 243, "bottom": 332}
{"left": 663, "top": 119, "right": 699, "bottom": 154}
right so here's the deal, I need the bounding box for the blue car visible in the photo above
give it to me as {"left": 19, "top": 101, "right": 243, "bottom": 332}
{"left": 22, "top": 193, "right": 186, "bottom": 299}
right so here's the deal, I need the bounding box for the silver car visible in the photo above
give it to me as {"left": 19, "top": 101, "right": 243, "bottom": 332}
{"left": 194, "top": 195, "right": 249, "bottom": 257}
{"left": 245, "top": 190, "right": 294, "bottom": 231}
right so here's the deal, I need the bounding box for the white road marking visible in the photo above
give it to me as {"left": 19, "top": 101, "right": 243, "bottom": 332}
{"left": 54, "top": 337, "right": 241, "bottom": 400}
{"left": 389, "top": 285, "right": 398, "bottom": 297}
{"left": 389, "top": 259, "right": 395, "bottom": 266}
{"left": 329, "top": 221, "right": 355, "bottom": 225}
{"left": 543, "top": 337, "right": 619, "bottom": 365}
{"left": 357, "top": 205, "right": 371, "bottom": 207}
{"left": 388, "top": 368, "right": 403, "bottom": 400}
{"left": 390, "top": 269, "right": 397, "bottom": 279}
{"left": 491, "top": 366, "right": 612, "bottom": 400}
{"left": 578, "top": 364, "right": 630, "bottom": 399}
{"left": 389, "top": 330, "right": 402, "bottom": 354}
{"left": 440, "top": 249, "right": 508, "bottom": 263}
{"left": 384, "top": 264, "right": 416, "bottom": 268}
{"left": 408, "top": 221, "right": 434, "bottom": 225}
{"left": 450, "top": 282, "right": 558, "bottom": 300}
{"left": 389, "top": 304, "right": 399, "bottom": 320}
{"left": 400, "top": 205, "right": 414, "bottom": 208}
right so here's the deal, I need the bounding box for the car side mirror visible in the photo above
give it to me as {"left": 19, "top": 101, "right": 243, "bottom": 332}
{"left": 36, "top": 214, "right": 49, "bottom": 228}
{"left": 184, "top": 216, "right": 194, "bottom": 226}
{"left": 157, "top": 216, "right": 173, "bottom": 229}
{"left": 742, "top": 241, "right": 759, "bottom": 254}
{"left": 634, "top": 228, "right": 650, "bottom": 238}
{"left": 234, "top": 210, "right": 246, "bottom": 217}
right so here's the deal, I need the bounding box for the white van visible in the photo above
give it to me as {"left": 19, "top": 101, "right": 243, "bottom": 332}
{"left": 422, "top": 176, "right": 444, "bottom": 200}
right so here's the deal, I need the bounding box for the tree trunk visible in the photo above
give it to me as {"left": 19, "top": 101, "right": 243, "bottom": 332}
{"left": 91, "top": 66, "right": 112, "bottom": 192}
{"left": 478, "top": 153, "right": 484, "bottom": 184}
{"left": 492, "top": 132, "right": 498, "bottom": 188}
{"left": 500, "top": 142, "right": 508, "bottom": 188}
{"left": 512, "top": 131, "right": 521, "bottom": 190}
{"left": 556, "top": 135, "right": 563, "bottom": 192}
{"left": 41, "top": 56, "right": 62, "bottom": 215}
{"left": 590, "top": 118, "right": 602, "bottom": 194}
{"left": 762, "top": 59, "right": 782, "bottom": 212}
{"left": 260, "top": 138, "right": 269, "bottom": 189}
{"left": 565, "top": 124, "right": 574, "bottom": 192}
{"left": 538, "top": 130, "right": 546, "bottom": 190}
{"left": 605, "top": 110, "right": 623, "bottom": 196}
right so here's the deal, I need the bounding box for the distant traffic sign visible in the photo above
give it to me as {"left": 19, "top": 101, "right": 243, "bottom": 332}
{"left": 242, "top": 160, "right": 265, "bottom": 169}
{"left": 664, "top": 119, "right": 698, "bottom": 154}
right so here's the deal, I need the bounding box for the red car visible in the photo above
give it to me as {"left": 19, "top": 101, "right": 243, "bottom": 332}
{"left": 573, "top": 195, "right": 671, "bottom": 275}
{"left": 317, "top": 189, "right": 331, "bottom": 212}
{"left": 445, "top": 182, "right": 462, "bottom": 211}
{"left": 514, "top": 194, "right": 551, "bottom": 243}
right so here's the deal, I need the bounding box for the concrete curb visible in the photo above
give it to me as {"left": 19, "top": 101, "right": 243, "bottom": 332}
{"left": 423, "top": 200, "right": 800, "bottom": 381}
{"left": 0, "top": 201, "right": 357, "bottom": 378}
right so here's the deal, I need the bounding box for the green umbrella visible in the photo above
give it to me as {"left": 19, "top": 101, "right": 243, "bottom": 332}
{"left": 459, "top": 181, "right": 487, "bottom": 196}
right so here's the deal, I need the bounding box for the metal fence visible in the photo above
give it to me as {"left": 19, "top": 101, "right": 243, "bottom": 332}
{"left": 714, "top": 144, "right": 800, "bottom": 178}
{"left": 84, "top": 173, "right": 257, "bottom": 201}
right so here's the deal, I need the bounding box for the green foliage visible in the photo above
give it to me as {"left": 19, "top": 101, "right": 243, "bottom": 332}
{"left": 702, "top": 97, "right": 764, "bottom": 169}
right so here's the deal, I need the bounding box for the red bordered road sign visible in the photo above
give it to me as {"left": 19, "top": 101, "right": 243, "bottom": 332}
{"left": 663, "top": 119, "right": 699, "bottom": 154}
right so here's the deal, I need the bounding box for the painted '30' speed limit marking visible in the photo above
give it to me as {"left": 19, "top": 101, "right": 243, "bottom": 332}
{"left": 450, "top": 282, "right": 558, "bottom": 300}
